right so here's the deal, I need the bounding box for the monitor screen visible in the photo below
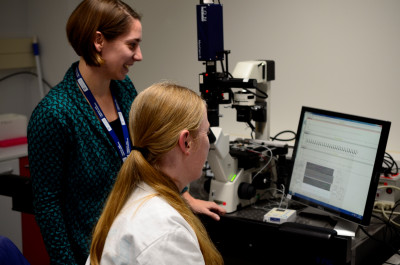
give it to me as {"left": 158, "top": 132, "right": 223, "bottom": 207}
{"left": 288, "top": 106, "right": 391, "bottom": 227}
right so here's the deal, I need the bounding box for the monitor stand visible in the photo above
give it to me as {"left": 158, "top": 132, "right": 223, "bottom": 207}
{"left": 333, "top": 218, "right": 358, "bottom": 237}
{"left": 298, "top": 206, "right": 359, "bottom": 237}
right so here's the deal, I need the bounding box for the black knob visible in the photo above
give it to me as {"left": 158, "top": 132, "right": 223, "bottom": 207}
{"left": 238, "top": 182, "right": 256, "bottom": 200}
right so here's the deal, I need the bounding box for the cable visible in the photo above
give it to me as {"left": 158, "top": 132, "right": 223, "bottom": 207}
{"left": 246, "top": 121, "right": 255, "bottom": 138}
{"left": 219, "top": 59, "right": 226, "bottom": 77}
{"left": 373, "top": 211, "right": 400, "bottom": 239}
{"left": 359, "top": 190, "right": 400, "bottom": 259}
{"left": 270, "top": 130, "right": 296, "bottom": 142}
{"left": 0, "top": 71, "right": 52, "bottom": 91}
{"left": 382, "top": 152, "right": 399, "bottom": 176}
{"left": 373, "top": 208, "right": 400, "bottom": 216}
{"left": 387, "top": 202, "right": 400, "bottom": 238}
{"left": 245, "top": 143, "right": 280, "bottom": 203}
{"left": 359, "top": 212, "right": 400, "bottom": 254}
{"left": 249, "top": 144, "right": 274, "bottom": 181}
{"left": 377, "top": 203, "right": 400, "bottom": 228}
{"left": 278, "top": 184, "right": 286, "bottom": 209}
{"left": 251, "top": 186, "right": 287, "bottom": 211}
{"left": 250, "top": 130, "right": 255, "bottom": 140}
{"left": 377, "top": 185, "right": 400, "bottom": 192}
{"left": 359, "top": 224, "right": 400, "bottom": 256}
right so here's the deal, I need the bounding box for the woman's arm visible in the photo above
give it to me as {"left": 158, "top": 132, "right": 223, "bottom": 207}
{"left": 28, "top": 106, "right": 78, "bottom": 265}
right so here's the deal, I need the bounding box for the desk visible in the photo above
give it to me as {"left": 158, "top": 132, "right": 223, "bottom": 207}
{"left": 2, "top": 168, "right": 399, "bottom": 265}
{"left": 201, "top": 207, "right": 399, "bottom": 265}
{"left": 190, "top": 178, "right": 400, "bottom": 265}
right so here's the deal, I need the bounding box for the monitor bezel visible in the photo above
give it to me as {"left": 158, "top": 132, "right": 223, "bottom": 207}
{"left": 288, "top": 106, "right": 391, "bottom": 226}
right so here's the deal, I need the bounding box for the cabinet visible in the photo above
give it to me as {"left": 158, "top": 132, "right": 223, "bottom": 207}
{"left": 19, "top": 156, "right": 50, "bottom": 265}
{"left": 0, "top": 157, "right": 22, "bottom": 250}
{"left": 0, "top": 146, "right": 49, "bottom": 265}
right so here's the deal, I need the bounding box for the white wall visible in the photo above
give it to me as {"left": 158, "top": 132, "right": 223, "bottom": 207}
{"left": 1, "top": 0, "right": 399, "bottom": 159}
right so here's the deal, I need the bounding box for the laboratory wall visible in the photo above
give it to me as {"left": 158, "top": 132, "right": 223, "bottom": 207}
{"left": 1, "top": 0, "right": 399, "bottom": 159}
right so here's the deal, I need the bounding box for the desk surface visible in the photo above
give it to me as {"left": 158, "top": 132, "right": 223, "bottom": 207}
{"left": 190, "top": 177, "right": 400, "bottom": 265}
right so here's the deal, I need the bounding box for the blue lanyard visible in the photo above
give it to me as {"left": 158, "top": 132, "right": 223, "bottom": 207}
{"left": 75, "top": 67, "right": 131, "bottom": 162}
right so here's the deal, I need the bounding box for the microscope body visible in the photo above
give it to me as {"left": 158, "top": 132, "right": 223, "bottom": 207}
{"left": 196, "top": 1, "right": 277, "bottom": 213}
{"left": 207, "top": 127, "right": 257, "bottom": 212}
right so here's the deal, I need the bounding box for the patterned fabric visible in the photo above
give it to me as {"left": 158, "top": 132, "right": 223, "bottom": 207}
{"left": 27, "top": 62, "right": 137, "bottom": 265}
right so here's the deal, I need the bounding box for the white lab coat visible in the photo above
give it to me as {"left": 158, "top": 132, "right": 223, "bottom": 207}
{"left": 86, "top": 182, "right": 205, "bottom": 265}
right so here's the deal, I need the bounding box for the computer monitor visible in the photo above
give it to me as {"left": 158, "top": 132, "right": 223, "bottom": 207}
{"left": 288, "top": 106, "right": 391, "bottom": 235}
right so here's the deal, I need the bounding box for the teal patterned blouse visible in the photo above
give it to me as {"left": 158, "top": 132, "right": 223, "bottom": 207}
{"left": 27, "top": 62, "right": 137, "bottom": 265}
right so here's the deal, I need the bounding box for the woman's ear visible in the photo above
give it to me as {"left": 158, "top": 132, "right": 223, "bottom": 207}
{"left": 178, "top": 130, "right": 190, "bottom": 155}
{"left": 94, "top": 31, "right": 104, "bottom": 53}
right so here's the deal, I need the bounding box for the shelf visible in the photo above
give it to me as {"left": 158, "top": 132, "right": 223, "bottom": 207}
{"left": 0, "top": 38, "right": 35, "bottom": 70}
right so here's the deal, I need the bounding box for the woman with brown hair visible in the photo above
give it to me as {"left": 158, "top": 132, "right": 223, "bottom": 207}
{"left": 28, "top": 0, "right": 224, "bottom": 264}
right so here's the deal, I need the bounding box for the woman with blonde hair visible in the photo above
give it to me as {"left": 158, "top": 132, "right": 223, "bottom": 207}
{"left": 88, "top": 82, "right": 224, "bottom": 265}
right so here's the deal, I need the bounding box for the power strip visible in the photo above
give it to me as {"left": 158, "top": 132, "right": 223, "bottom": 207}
{"left": 375, "top": 174, "right": 400, "bottom": 210}
{"left": 374, "top": 201, "right": 394, "bottom": 210}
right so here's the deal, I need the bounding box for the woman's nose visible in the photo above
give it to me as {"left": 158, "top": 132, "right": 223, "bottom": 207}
{"left": 134, "top": 46, "right": 143, "bottom": 61}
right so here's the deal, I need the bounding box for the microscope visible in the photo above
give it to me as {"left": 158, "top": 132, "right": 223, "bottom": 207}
{"left": 196, "top": 0, "right": 285, "bottom": 213}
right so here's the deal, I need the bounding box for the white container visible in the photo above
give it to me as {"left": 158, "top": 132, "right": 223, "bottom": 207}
{"left": 0, "top": 113, "right": 27, "bottom": 141}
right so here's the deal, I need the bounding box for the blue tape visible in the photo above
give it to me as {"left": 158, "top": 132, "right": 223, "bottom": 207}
{"left": 32, "top": 43, "right": 39, "bottom": 56}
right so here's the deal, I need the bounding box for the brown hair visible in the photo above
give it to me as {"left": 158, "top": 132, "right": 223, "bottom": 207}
{"left": 89, "top": 82, "right": 223, "bottom": 265}
{"left": 66, "top": 0, "right": 141, "bottom": 66}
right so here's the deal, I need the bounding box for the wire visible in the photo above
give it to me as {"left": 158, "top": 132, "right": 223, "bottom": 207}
{"left": 373, "top": 208, "right": 400, "bottom": 216}
{"left": 250, "top": 130, "right": 255, "bottom": 140}
{"left": 377, "top": 203, "right": 400, "bottom": 227}
{"left": 364, "top": 212, "right": 400, "bottom": 264}
{"left": 278, "top": 184, "right": 286, "bottom": 208}
{"left": 246, "top": 121, "right": 255, "bottom": 138}
{"left": 360, "top": 212, "right": 400, "bottom": 257}
{"left": 219, "top": 59, "right": 226, "bottom": 77}
{"left": 247, "top": 143, "right": 275, "bottom": 186}
{"left": 251, "top": 186, "right": 288, "bottom": 211}
{"left": 377, "top": 185, "right": 400, "bottom": 191}
{"left": 374, "top": 210, "right": 400, "bottom": 241}
{"left": 0, "top": 71, "right": 52, "bottom": 90}
{"left": 382, "top": 152, "right": 399, "bottom": 176}
{"left": 270, "top": 130, "right": 296, "bottom": 142}
{"left": 359, "top": 225, "right": 400, "bottom": 256}
{"left": 371, "top": 215, "right": 400, "bottom": 256}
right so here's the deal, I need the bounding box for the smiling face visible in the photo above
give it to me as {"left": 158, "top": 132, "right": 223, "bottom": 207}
{"left": 99, "top": 17, "right": 143, "bottom": 80}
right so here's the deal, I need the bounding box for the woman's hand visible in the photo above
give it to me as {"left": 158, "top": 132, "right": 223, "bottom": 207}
{"left": 182, "top": 191, "right": 226, "bottom": 221}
